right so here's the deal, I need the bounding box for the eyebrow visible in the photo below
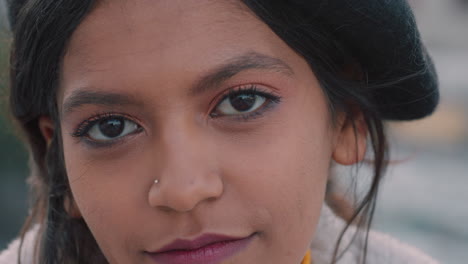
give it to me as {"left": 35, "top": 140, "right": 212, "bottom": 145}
{"left": 62, "top": 51, "right": 293, "bottom": 116}
{"left": 62, "top": 90, "right": 141, "bottom": 117}
{"left": 190, "top": 51, "right": 294, "bottom": 96}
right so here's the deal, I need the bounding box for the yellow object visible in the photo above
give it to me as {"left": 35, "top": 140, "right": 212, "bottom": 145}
{"left": 301, "top": 250, "right": 312, "bottom": 264}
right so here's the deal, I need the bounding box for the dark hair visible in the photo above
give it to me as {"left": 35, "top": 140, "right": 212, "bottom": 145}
{"left": 8, "top": 1, "right": 388, "bottom": 263}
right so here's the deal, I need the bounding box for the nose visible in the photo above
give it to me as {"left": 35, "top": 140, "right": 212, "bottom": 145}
{"left": 147, "top": 122, "right": 223, "bottom": 213}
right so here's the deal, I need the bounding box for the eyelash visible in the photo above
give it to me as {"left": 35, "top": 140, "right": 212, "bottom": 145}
{"left": 71, "top": 112, "right": 143, "bottom": 147}
{"left": 71, "top": 85, "right": 282, "bottom": 147}
{"left": 211, "top": 84, "right": 282, "bottom": 120}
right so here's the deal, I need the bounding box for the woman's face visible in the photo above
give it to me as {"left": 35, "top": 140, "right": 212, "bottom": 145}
{"left": 46, "top": 1, "right": 362, "bottom": 263}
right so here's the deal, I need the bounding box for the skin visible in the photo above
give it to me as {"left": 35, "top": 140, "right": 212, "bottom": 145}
{"left": 39, "top": 0, "right": 366, "bottom": 263}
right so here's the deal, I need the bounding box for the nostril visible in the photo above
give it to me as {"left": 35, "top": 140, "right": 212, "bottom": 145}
{"left": 158, "top": 205, "right": 174, "bottom": 213}
{"left": 206, "top": 196, "right": 219, "bottom": 203}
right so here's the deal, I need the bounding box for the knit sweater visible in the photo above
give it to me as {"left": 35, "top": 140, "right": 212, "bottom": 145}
{"left": 0, "top": 204, "right": 440, "bottom": 264}
{"left": 311, "top": 205, "right": 439, "bottom": 264}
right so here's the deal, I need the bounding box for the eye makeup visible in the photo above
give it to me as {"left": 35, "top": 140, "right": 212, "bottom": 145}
{"left": 71, "top": 112, "right": 144, "bottom": 148}
{"left": 70, "top": 84, "right": 283, "bottom": 148}
{"left": 210, "top": 84, "right": 282, "bottom": 122}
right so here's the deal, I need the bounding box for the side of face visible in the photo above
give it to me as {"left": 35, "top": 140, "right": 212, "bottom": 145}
{"left": 39, "top": 1, "right": 366, "bottom": 263}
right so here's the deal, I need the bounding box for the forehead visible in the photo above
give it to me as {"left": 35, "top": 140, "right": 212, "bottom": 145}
{"left": 67, "top": 0, "right": 248, "bottom": 52}
{"left": 60, "top": 0, "right": 296, "bottom": 97}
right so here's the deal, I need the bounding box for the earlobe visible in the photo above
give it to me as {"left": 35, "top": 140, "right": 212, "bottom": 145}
{"left": 64, "top": 195, "right": 82, "bottom": 218}
{"left": 38, "top": 116, "right": 55, "bottom": 146}
{"left": 332, "top": 113, "right": 367, "bottom": 165}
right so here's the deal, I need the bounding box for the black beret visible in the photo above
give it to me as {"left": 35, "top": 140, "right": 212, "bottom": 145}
{"left": 297, "top": 0, "right": 439, "bottom": 120}
{"left": 7, "top": 0, "right": 438, "bottom": 121}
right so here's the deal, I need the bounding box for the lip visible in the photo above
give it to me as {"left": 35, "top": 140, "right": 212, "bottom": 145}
{"left": 147, "top": 233, "right": 256, "bottom": 264}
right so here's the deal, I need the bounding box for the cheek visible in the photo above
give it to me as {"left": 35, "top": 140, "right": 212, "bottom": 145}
{"left": 216, "top": 95, "right": 333, "bottom": 258}
{"left": 61, "top": 139, "right": 150, "bottom": 261}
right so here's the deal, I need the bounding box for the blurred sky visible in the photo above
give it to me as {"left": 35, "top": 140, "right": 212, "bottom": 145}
{"left": 0, "top": 1, "right": 467, "bottom": 263}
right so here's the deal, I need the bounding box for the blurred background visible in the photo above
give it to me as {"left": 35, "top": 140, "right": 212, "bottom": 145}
{"left": 373, "top": 1, "right": 468, "bottom": 263}
{"left": 0, "top": 0, "right": 466, "bottom": 263}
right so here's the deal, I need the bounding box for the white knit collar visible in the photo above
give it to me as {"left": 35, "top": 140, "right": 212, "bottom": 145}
{"left": 311, "top": 204, "right": 440, "bottom": 264}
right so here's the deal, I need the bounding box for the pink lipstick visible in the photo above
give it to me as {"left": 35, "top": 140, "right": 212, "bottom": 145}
{"left": 147, "top": 233, "right": 256, "bottom": 264}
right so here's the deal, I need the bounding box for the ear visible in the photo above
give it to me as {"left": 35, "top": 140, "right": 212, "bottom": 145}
{"left": 332, "top": 112, "right": 367, "bottom": 165}
{"left": 64, "top": 195, "right": 82, "bottom": 218}
{"left": 38, "top": 116, "right": 55, "bottom": 146}
{"left": 38, "top": 116, "right": 82, "bottom": 218}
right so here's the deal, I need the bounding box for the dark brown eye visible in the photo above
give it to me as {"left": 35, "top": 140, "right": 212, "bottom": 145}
{"left": 98, "top": 118, "right": 125, "bottom": 138}
{"left": 229, "top": 94, "right": 257, "bottom": 112}
{"left": 87, "top": 117, "right": 139, "bottom": 141}
{"left": 216, "top": 94, "right": 266, "bottom": 115}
